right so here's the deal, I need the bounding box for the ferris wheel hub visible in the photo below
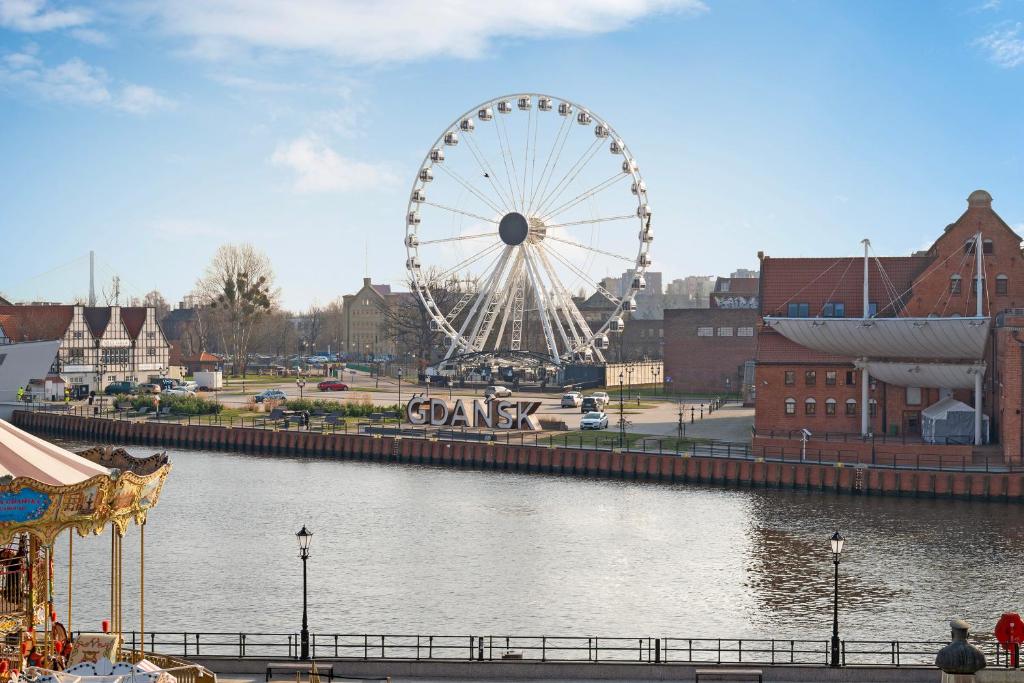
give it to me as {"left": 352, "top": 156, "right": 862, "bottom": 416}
{"left": 499, "top": 212, "right": 529, "bottom": 246}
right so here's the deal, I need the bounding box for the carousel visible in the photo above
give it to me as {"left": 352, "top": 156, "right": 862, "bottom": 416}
{"left": 0, "top": 419, "right": 208, "bottom": 683}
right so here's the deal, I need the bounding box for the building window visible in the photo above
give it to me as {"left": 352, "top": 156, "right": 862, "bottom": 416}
{"left": 845, "top": 399, "right": 857, "bottom": 416}
{"left": 867, "top": 302, "right": 878, "bottom": 317}
{"left": 805, "top": 398, "right": 816, "bottom": 415}
{"left": 907, "top": 387, "right": 922, "bottom": 405}
{"left": 972, "top": 278, "right": 986, "bottom": 295}
{"left": 822, "top": 302, "right": 845, "bottom": 318}
{"left": 147, "top": 347, "right": 156, "bottom": 357}
{"left": 737, "top": 327, "right": 754, "bottom": 337}
{"left": 785, "top": 398, "right": 796, "bottom": 415}
{"left": 717, "top": 327, "right": 733, "bottom": 336}
{"left": 869, "top": 399, "right": 878, "bottom": 417}
{"left": 845, "top": 371, "right": 856, "bottom": 386}
{"left": 72, "top": 331, "right": 83, "bottom": 339}
{"left": 825, "top": 398, "right": 837, "bottom": 416}
{"left": 146, "top": 331, "right": 155, "bottom": 339}
{"left": 997, "top": 274, "right": 1008, "bottom": 296}
{"left": 805, "top": 370, "right": 816, "bottom": 386}
{"left": 784, "top": 371, "right": 795, "bottom": 386}
{"left": 964, "top": 239, "right": 976, "bottom": 254}
{"left": 825, "top": 371, "right": 836, "bottom": 386}
{"left": 67, "top": 348, "right": 84, "bottom": 361}
{"left": 984, "top": 239, "right": 993, "bottom": 254}
{"left": 950, "top": 275, "right": 961, "bottom": 295}
{"left": 787, "top": 303, "right": 810, "bottom": 318}
{"left": 697, "top": 327, "right": 713, "bottom": 337}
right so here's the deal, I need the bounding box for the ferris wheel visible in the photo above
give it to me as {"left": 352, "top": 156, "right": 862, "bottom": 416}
{"left": 405, "top": 93, "right": 653, "bottom": 366}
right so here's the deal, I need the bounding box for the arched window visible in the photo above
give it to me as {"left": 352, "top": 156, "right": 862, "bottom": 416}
{"left": 784, "top": 398, "right": 796, "bottom": 415}
{"left": 950, "top": 274, "right": 962, "bottom": 295}
{"left": 825, "top": 398, "right": 837, "bottom": 416}
{"left": 805, "top": 397, "right": 817, "bottom": 416}
{"left": 845, "top": 399, "right": 857, "bottom": 416}
{"left": 997, "top": 273, "right": 1009, "bottom": 296}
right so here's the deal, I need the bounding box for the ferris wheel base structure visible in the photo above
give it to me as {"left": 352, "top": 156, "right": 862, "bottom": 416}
{"left": 406, "top": 93, "right": 653, "bottom": 369}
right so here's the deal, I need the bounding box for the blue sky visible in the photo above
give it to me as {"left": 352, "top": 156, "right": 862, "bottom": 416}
{"left": 1, "top": 0, "right": 1022, "bottom": 310}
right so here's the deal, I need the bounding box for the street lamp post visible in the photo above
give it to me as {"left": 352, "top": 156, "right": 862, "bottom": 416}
{"left": 296, "top": 525, "right": 312, "bottom": 661}
{"left": 626, "top": 366, "right": 634, "bottom": 406}
{"left": 618, "top": 371, "right": 626, "bottom": 449}
{"left": 425, "top": 375, "right": 431, "bottom": 399}
{"left": 830, "top": 530, "right": 845, "bottom": 667}
{"left": 653, "top": 366, "right": 661, "bottom": 396}
{"left": 397, "top": 368, "right": 404, "bottom": 411}
{"left": 677, "top": 400, "right": 685, "bottom": 441}
{"left": 296, "top": 377, "right": 306, "bottom": 400}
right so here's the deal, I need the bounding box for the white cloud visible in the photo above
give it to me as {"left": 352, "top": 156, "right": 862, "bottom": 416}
{"left": 145, "top": 0, "right": 707, "bottom": 64}
{"left": 0, "top": 49, "right": 174, "bottom": 113}
{"left": 69, "top": 27, "right": 110, "bottom": 45}
{"left": 0, "top": 0, "right": 89, "bottom": 31}
{"left": 977, "top": 22, "right": 1024, "bottom": 68}
{"left": 270, "top": 134, "right": 396, "bottom": 193}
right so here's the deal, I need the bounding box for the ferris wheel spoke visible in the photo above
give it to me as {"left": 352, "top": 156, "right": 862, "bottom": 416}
{"left": 434, "top": 163, "right": 505, "bottom": 215}
{"left": 462, "top": 132, "right": 515, "bottom": 212}
{"left": 493, "top": 113, "right": 523, "bottom": 212}
{"left": 446, "top": 246, "right": 513, "bottom": 356}
{"left": 530, "top": 245, "right": 576, "bottom": 353}
{"left": 522, "top": 246, "right": 560, "bottom": 362}
{"left": 418, "top": 231, "right": 496, "bottom": 245}
{"left": 462, "top": 247, "right": 516, "bottom": 352}
{"left": 522, "top": 106, "right": 533, "bottom": 213}
{"left": 544, "top": 214, "right": 636, "bottom": 230}
{"left": 541, "top": 172, "right": 629, "bottom": 222}
{"left": 527, "top": 113, "right": 572, "bottom": 216}
{"left": 534, "top": 136, "right": 603, "bottom": 217}
{"left": 527, "top": 108, "right": 540, "bottom": 217}
{"left": 544, "top": 234, "right": 635, "bottom": 262}
{"left": 421, "top": 201, "right": 497, "bottom": 225}
{"left": 493, "top": 257, "right": 525, "bottom": 350}
{"left": 535, "top": 243, "right": 594, "bottom": 350}
{"left": 542, "top": 243, "right": 622, "bottom": 305}
{"left": 436, "top": 241, "right": 503, "bottom": 280}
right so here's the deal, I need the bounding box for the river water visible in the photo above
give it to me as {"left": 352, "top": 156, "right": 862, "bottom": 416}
{"left": 50, "top": 444, "right": 1021, "bottom": 642}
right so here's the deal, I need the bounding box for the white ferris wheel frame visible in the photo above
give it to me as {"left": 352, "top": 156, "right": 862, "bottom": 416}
{"left": 404, "top": 92, "right": 653, "bottom": 366}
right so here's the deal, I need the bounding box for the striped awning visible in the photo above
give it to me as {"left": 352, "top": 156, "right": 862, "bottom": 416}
{"left": 856, "top": 361, "right": 985, "bottom": 389}
{"left": 762, "top": 316, "right": 990, "bottom": 360}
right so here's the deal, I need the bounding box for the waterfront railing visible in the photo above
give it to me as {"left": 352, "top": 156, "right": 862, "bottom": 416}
{"left": 26, "top": 403, "right": 1024, "bottom": 473}
{"left": 104, "top": 631, "right": 1020, "bottom": 668}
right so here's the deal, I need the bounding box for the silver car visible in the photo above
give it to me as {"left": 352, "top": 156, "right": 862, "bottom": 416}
{"left": 561, "top": 392, "right": 582, "bottom": 408}
{"left": 580, "top": 411, "right": 609, "bottom": 430}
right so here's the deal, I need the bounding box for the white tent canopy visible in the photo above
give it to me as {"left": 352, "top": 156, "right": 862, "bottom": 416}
{"left": 763, "top": 316, "right": 990, "bottom": 360}
{"left": 921, "top": 397, "right": 986, "bottom": 444}
{"left": 856, "top": 361, "right": 985, "bottom": 389}
{"left": 0, "top": 419, "right": 111, "bottom": 486}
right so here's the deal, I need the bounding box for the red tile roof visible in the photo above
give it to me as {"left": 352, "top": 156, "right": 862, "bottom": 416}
{"left": 0, "top": 306, "right": 73, "bottom": 341}
{"left": 83, "top": 307, "right": 111, "bottom": 337}
{"left": 120, "top": 307, "right": 147, "bottom": 339}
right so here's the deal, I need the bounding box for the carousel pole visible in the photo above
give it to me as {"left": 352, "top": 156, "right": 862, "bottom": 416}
{"left": 67, "top": 530, "right": 73, "bottom": 636}
{"left": 139, "top": 522, "right": 145, "bottom": 661}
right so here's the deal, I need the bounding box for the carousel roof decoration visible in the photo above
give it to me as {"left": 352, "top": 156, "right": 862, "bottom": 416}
{"left": 0, "top": 420, "right": 171, "bottom": 545}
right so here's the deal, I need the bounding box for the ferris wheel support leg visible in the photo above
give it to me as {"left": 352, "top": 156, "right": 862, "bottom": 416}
{"left": 463, "top": 247, "right": 516, "bottom": 352}
{"left": 523, "top": 246, "right": 561, "bottom": 364}
{"left": 531, "top": 247, "right": 574, "bottom": 355}
{"left": 444, "top": 246, "right": 513, "bottom": 359}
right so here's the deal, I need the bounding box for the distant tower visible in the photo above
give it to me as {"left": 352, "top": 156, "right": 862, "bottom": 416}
{"left": 89, "top": 250, "right": 96, "bottom": 306}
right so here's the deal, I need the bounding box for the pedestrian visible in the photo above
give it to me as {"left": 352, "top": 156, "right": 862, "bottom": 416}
{"left": 16, "top": 387, "right": 23, "bottom": 402}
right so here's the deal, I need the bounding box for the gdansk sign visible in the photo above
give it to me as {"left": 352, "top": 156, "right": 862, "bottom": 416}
{"left": 406, "top": 397, "right": 542, "bottom": 431}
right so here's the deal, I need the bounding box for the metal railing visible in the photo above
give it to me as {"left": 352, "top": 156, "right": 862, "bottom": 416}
{"left": 23, "top": 403, "right": 1024, "bottom": 473}
{"left": 103, "top": 631, "right": 1017, "bottom": 668}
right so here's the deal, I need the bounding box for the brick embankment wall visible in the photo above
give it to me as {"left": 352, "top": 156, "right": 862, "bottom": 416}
{"left": 13, "top": 411, "right": 1024, "bottom": 503}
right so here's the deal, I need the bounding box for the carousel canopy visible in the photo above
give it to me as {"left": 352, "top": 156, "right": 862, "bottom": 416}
{"left": 0, "top": 420, "right": 110, "bottom": 486}
{"left": 762, "top": 316, "right": 990, "bottom": 360}
{"left": 855, "top": 361, "right": 986, "bottom": 389}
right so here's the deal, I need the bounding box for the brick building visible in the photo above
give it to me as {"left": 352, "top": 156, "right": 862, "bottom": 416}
{"left": 710, "top": 276, "right": 759, "bottom": 309}
{"left": 755, "top": 190, "right": 1024, "bottom": 463}
{"left": 663, "top": 308, "right": 757, "bottom": 395}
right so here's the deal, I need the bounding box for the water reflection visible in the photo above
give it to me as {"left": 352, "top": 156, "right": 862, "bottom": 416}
{"left": 46, "top": 444, "right": 1021, "bottom": 642}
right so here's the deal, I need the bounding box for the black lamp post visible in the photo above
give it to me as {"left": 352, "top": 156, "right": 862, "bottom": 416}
{"left": 297, "top": 525, "right": 312, "bottom": 660}
{"left": 618, "top": 371, "right": 626, "bottom": 449}
{"left": 397, "top": 368, "right": 404, "bottom": 411}
{"left": 830, "top": 530, "right": 845, "bottom": 667}
{"left": 296, "top": 377, "right": 306, "bottom": 400}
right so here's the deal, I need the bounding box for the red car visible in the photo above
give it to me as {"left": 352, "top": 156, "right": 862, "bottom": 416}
{"left": 317, "top": 380, "right": 349, "bottom": 392}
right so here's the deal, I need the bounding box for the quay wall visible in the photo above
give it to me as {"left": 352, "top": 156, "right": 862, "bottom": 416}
{"left": 192, "top": 656, "right": 941, "bottom": 682}
{"left": 14, "top": 410, "right": 1024, "bottom": 503}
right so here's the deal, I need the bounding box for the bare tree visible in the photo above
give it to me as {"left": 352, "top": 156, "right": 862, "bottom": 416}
{"left": 383, "top": 268, "right": 468, "bottom": 366}
{"left": 195, "top": 244, "right": 278, "bottom": 377}
{"left": 141, "top": 290, "right": 170, "bottom": 319}
{"left": 321, "top": 298, "right": 345, "bottom": 355}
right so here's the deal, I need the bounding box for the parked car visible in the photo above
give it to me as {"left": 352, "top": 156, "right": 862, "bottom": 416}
{"left": 591, "top": 391, "right": 611, "bottom": 405}
{"left": 254, "top": 389, "right": 287, "bottom": 403}
{"left": 561, "top": 392, "right": 582, "bottom": 408}
{"left": 182, "top": 381, "right": 198, "bottom": 391}
{"left": 138, "top": 383, "right": 162, "bottom": 395}
{"left": 580, "top": 396, "right": 601, "bottom": 413}
{"left": 164, "top": 387, "right": 195, "bottom": 397}
{"left": 317, "top": 380, "right": 349, "bottom": 392}
{"left": 484, "top": 385, "right": 513, "bottom": 399}
{"left": 103, "top": 381, "right": 138, "bottom": 396}
{"left": 580, "top": 411, "right": 609, "bottom": 430}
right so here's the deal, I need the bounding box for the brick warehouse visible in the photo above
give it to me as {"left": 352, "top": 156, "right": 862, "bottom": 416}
{"left": 754, "top": 190, "right": 1024, "bottom": 464}
{"left": 663, "top": 308, "right": 757, "bottom": 396}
